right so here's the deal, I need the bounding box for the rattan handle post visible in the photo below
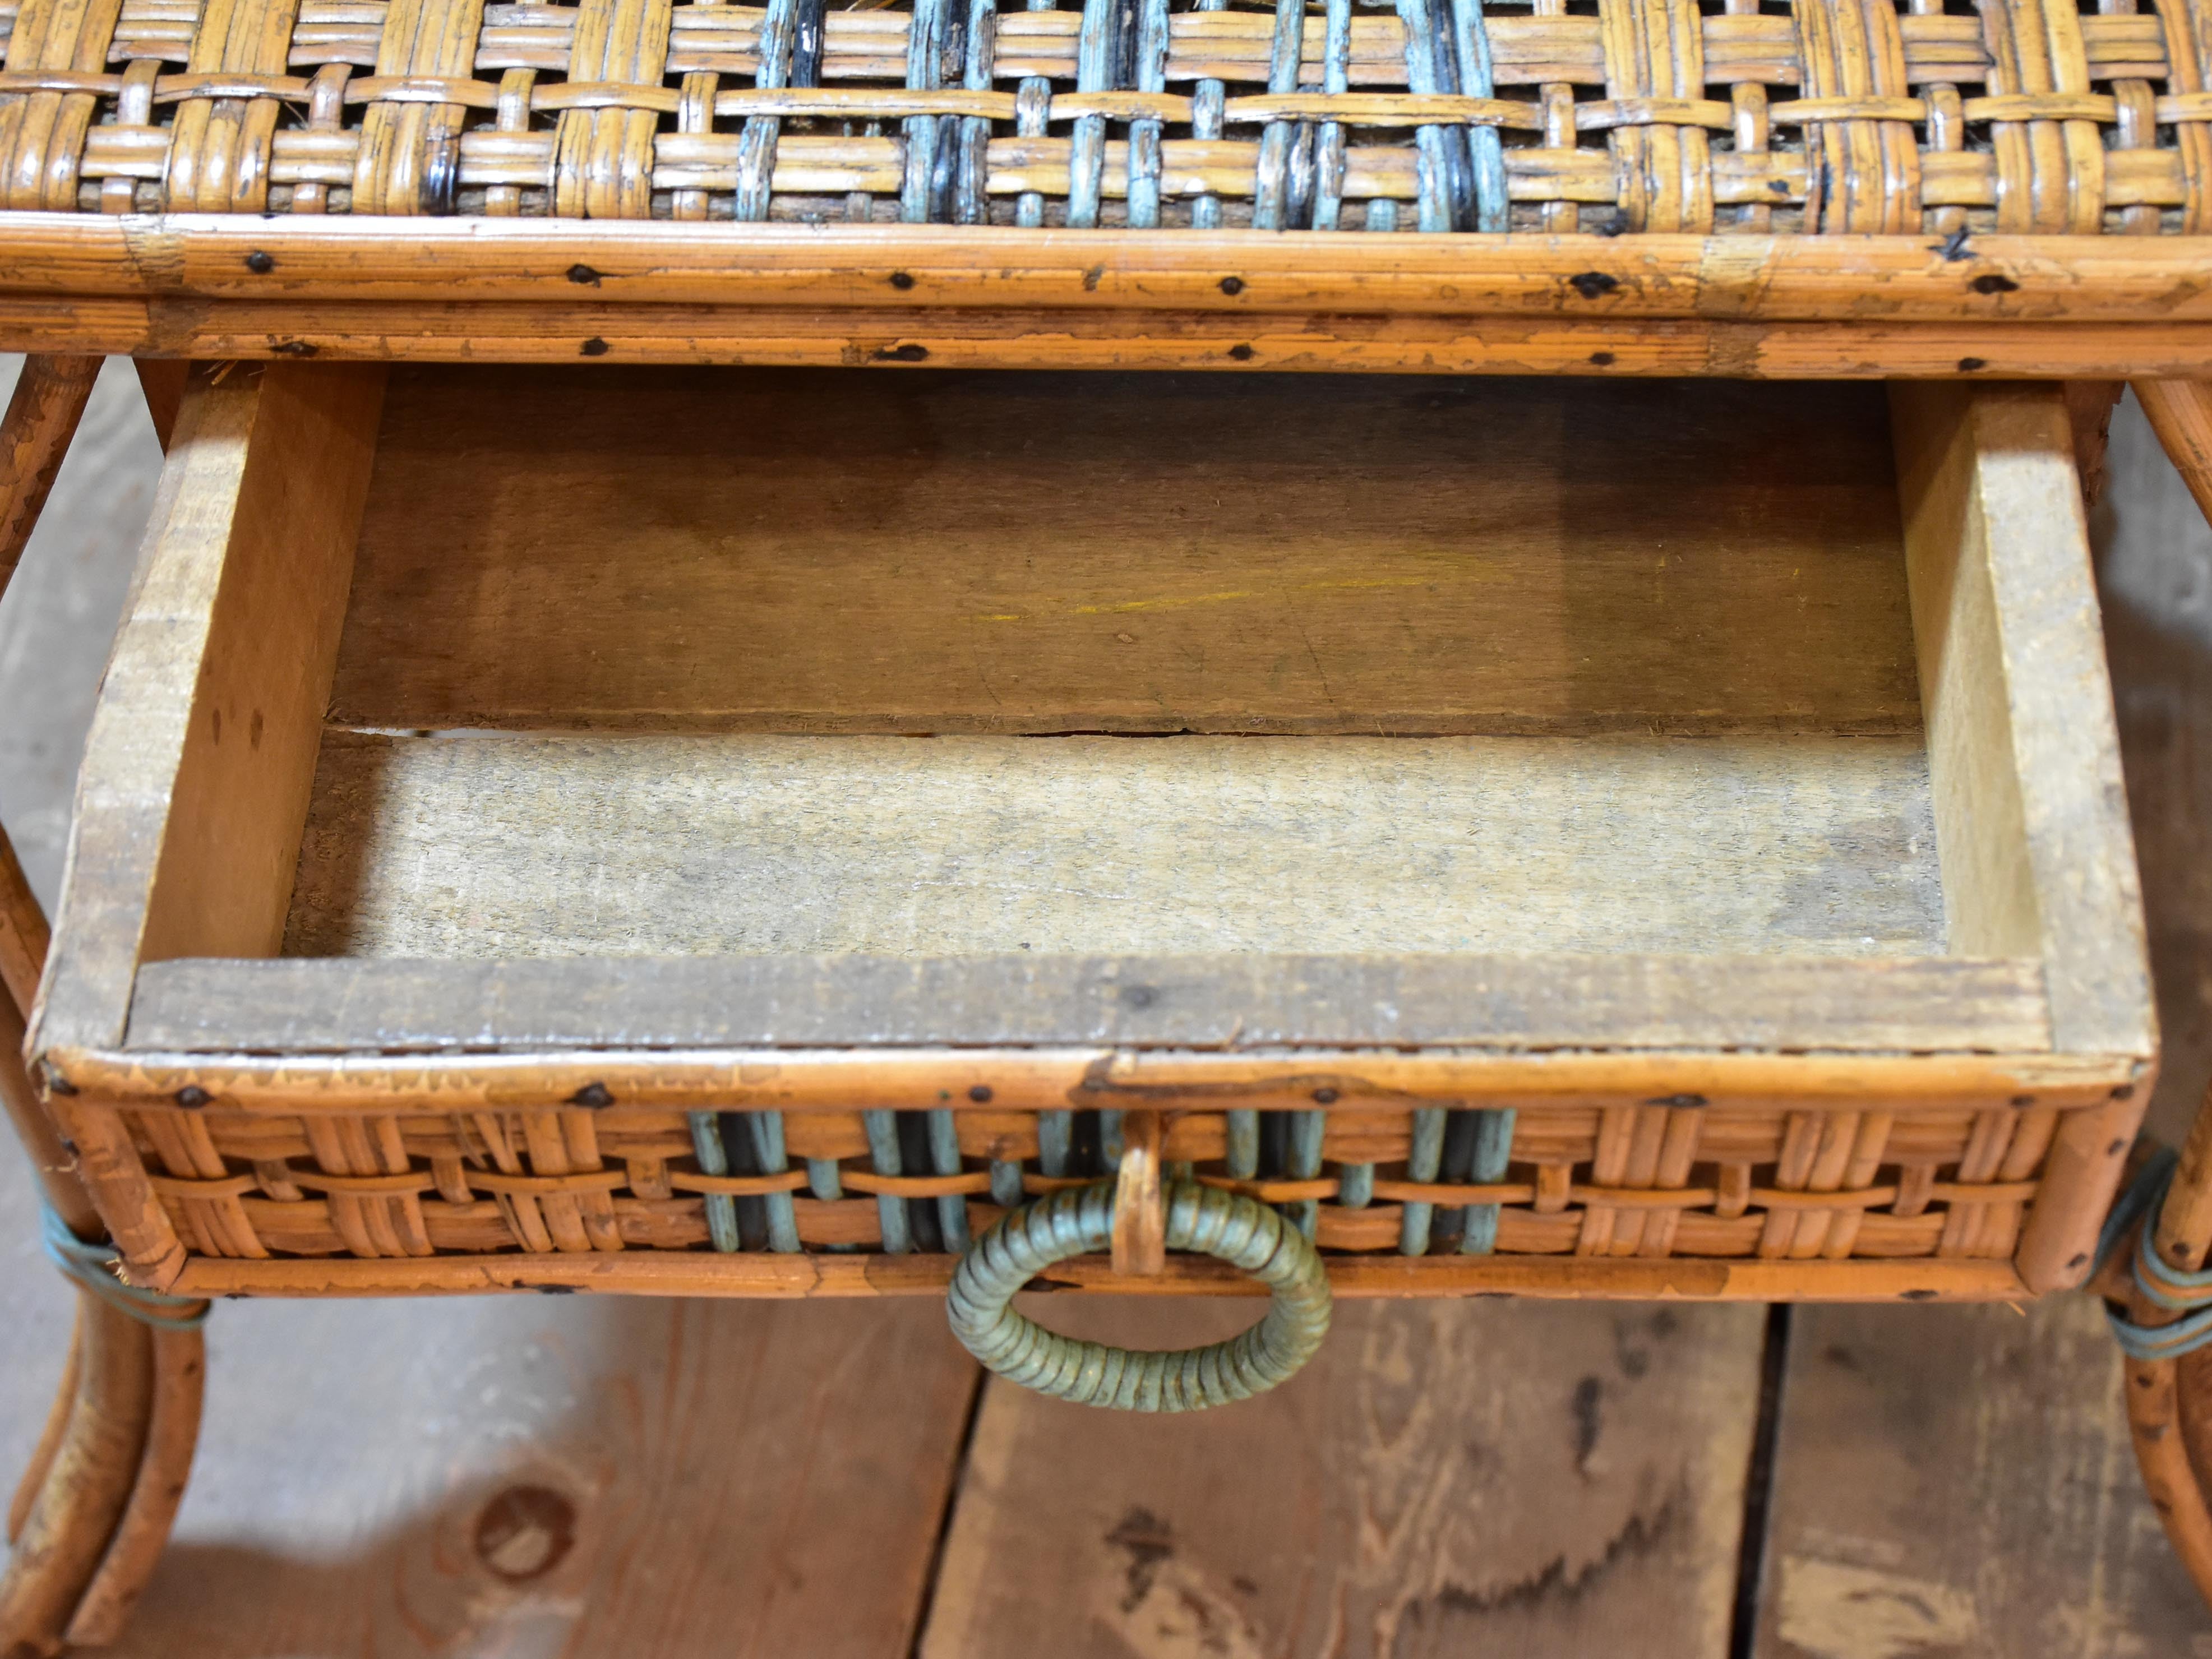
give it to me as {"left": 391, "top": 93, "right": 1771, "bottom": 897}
{"left": 946, "top": 1178, "right": 1332, "bottom": 1411}
{"left": 1109, "top": 1108, "right": 1166, "bottom": 1277}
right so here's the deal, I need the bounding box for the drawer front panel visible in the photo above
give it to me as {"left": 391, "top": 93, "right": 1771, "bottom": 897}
{"left": 128, "top": 1099, "right": 2069, "bottom": 1296}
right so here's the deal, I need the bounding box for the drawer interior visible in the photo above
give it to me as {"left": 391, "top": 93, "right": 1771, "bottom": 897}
{"left": 31, "top": 362, "right": 2150, "bottom": 1070}
{"left": 294, "top": 368, "right": 1932, "bottom": 962}
{"left": 27, "top": 363, "right": 2156, "bottom": 1305}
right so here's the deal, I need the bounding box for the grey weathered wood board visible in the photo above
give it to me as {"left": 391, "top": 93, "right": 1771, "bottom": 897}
{"left": 921, "top": 1297, "right": 1766, "bottom": 1658}
{"left": 330, "top": 369, "right": 1920, "bottom": 737}
{"left": 279, "top": 731, "right": 1944, "bottom": 958}
{"left": 1752, "top": 1297, "right": 2210, "bottom": 1657}
{"left": 88, "top": 1293, "right": 980, "bottom": 1658}
{"left": 128, "top": 951, "right": 2048, "bottom": 1053}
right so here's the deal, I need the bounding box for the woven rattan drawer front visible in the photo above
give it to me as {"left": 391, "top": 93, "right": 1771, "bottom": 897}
{"left": 28, "top": 361, "right": 2152, "bottom": 1305}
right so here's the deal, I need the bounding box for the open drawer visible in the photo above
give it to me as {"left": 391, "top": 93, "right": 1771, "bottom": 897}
{"left": 29, "top": 363, "right": 2154, "bottom": 1305}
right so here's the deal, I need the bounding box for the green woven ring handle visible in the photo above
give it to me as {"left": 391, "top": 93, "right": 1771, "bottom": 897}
{"left": 946, "top": 1177, "right": 1333, "bottom": 1411}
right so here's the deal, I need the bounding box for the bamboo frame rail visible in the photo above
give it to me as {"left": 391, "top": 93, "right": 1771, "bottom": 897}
{"left": 3, "top": 222, "right": 2212, "bottom": 318}
{"left": 6, "top": 220, "right": 2212, "bottom": 375}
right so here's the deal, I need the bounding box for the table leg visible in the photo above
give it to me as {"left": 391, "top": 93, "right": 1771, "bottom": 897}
{"left": 0, "top": 355, "right": 205, "bottom": 1656}
{"left": 2118, "top": 377, "right": 2212, "bottom": 1610}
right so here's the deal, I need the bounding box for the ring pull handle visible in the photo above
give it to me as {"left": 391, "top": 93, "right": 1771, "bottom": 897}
{"left": 946, "top": 1126, "right": 1333, "bottom": 1412}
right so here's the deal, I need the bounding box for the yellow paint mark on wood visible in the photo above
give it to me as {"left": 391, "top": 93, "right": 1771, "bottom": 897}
{"left": 972, "top": 572, "right": 1474, "bottom": 625}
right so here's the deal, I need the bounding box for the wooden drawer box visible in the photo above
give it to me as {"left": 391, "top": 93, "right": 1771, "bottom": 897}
{"left": 27, "top": 362, "right": 2154, "bottom": 1306}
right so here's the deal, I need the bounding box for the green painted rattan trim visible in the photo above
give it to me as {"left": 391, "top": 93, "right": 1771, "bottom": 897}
{"left": 946, "top": 1178, "right": 1332, "bottom": 1411}
{"left": 40, "top": 1200, "right": 207, "bottom": 1329}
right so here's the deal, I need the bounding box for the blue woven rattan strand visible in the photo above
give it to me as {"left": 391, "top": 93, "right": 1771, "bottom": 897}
{"left": 1339, "top": 1158, "right": 1374, "bottom": 1209}
{"left": 1458, "top": 1108, "right": 1517, "bottom": 1254}
{"left": 1285, "top": 1110, "right": 1325, "bottom": 1238}
{"left": 863, "top": 1110, "right": 913, "bottom": 1254}
{"left": 901, "top": 0, "right": 951, "bottom": 221}
{"left": 687, "top": 1110, "right": 741, "bottom": 1253}
{"left": 955, "top": 0, "right": 998, "bottom": 223}
{"left": 1064, "top": 0, "right": 1120, "bottom": 226}
{"left": 1394, "top": 0, "right": 1469, "bottom": 231}
{"left": 1037, "top": 1110, "right": 1074, "bottom": 1177}
{"left": 732, "top": 0, "right": 802, "bottom": 220}
{"left": 1125, "top": 0, "right": 1171, "bottom": 226}
{"left": 747, "top": 1112, "right": 801, "bottom": 1253}
{"left": 1187, "top": 0, "right": 1229, "bottom": 229}
{"left": 927, "top": 1108, "right": 971, "bottom": 1251}
{"left": 948, "top": 1179, "right": 1331, "bottom": 1410}
{"left": 1310, "top": 0, "right": 1351, "bottom": 229}
{"left": 1013, "top": 0, "right": 1056, "bottom": 227}
{"left": 1448, "top": 0, "right": 1509, "bottom": 230}
{"left": 805, "top": 1154, "right": 858, "bottom": 1252}
{"left": 1250, "top": 0, "right": 1306, "bottom": 230}
{"left": 1225, "top": 1109, "right": 1259, "bottom": 1180}
{"left": 2101, "top": 1150, "right": 2212, "bottom": 1363}
{"left": 1398, "top": 1106, "right": 1446, "bottom": 1253}
{"left": 41, "top": 1201, "right": 207, "bottom": 1329}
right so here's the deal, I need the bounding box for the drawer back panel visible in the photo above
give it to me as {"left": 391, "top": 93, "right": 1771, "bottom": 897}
{"left": 297, "top": 368, "right": 1936, "bottom": 961}
{"left": 332, "top": 368, "right": 1919, "bottom": 736}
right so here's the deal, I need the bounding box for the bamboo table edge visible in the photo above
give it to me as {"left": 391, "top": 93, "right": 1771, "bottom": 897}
{"left": 8, "top": 304, "right": 2212, "bottom": 377}
{"left": 40, "top": 1043, "right": 2151, "bottom": 1112}
{"left": 6, "top": 220, "right": 2212, "bottom": 376}
{"left": 170, "top": 1248, "right": 2033, "bottom": 1303}
{"left": 2, "top": 220, "right": 2210, "bottom": 321}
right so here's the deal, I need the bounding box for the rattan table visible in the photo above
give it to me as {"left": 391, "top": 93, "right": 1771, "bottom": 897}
{"left": 7, "top": 0, "right": 2212, "bottom": 1642}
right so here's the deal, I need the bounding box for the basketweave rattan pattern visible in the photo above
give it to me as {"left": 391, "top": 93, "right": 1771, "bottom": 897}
{"left": 131, "top": 1100, "right": 2051, "bottom": 1265}
{"left": 0, "top": 0, "right": 2208, "bottom": 234}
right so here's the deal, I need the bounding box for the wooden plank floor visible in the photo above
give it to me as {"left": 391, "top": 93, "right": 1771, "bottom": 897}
{"left": 1758, "top": 1300, "right": 2208, "bottom": 1659}
{"left": 4, "top": 362, "right": 2211, "bottom": 1655}
{"left": 922, "top": 1298, "right": 1765, "bottom": 1657}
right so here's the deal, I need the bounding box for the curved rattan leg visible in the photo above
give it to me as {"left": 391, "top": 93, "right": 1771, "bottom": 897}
{"left": 2122, "top": 1074, "right": 2212, "bottom": 1611}
{"left": 2, "top": 932, "right": 205, "bottom": 1655}
{"left": 0, "top": 1299, "right": 155, "bottom": 1656}
{"left": 63, "top": 1326, "right": 205, "bottom": 1647}
{"left": 0, "top": 355, "right": 100, "bottom": 598}
{"left": 8, "top": 1322, "right": 81, "bottom": 1547}
{"left": 1, "top": 353, "right": 204, "bottom": 1652}
{"left": 2093, "top": 383, "right": 2212, "bottom": 1607}
{"left": 2126, "top": 1344, "right": 2212, "bottom": 1606}
{"left": 2134, "top": 379, "right": 2212, "bottom": 528}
